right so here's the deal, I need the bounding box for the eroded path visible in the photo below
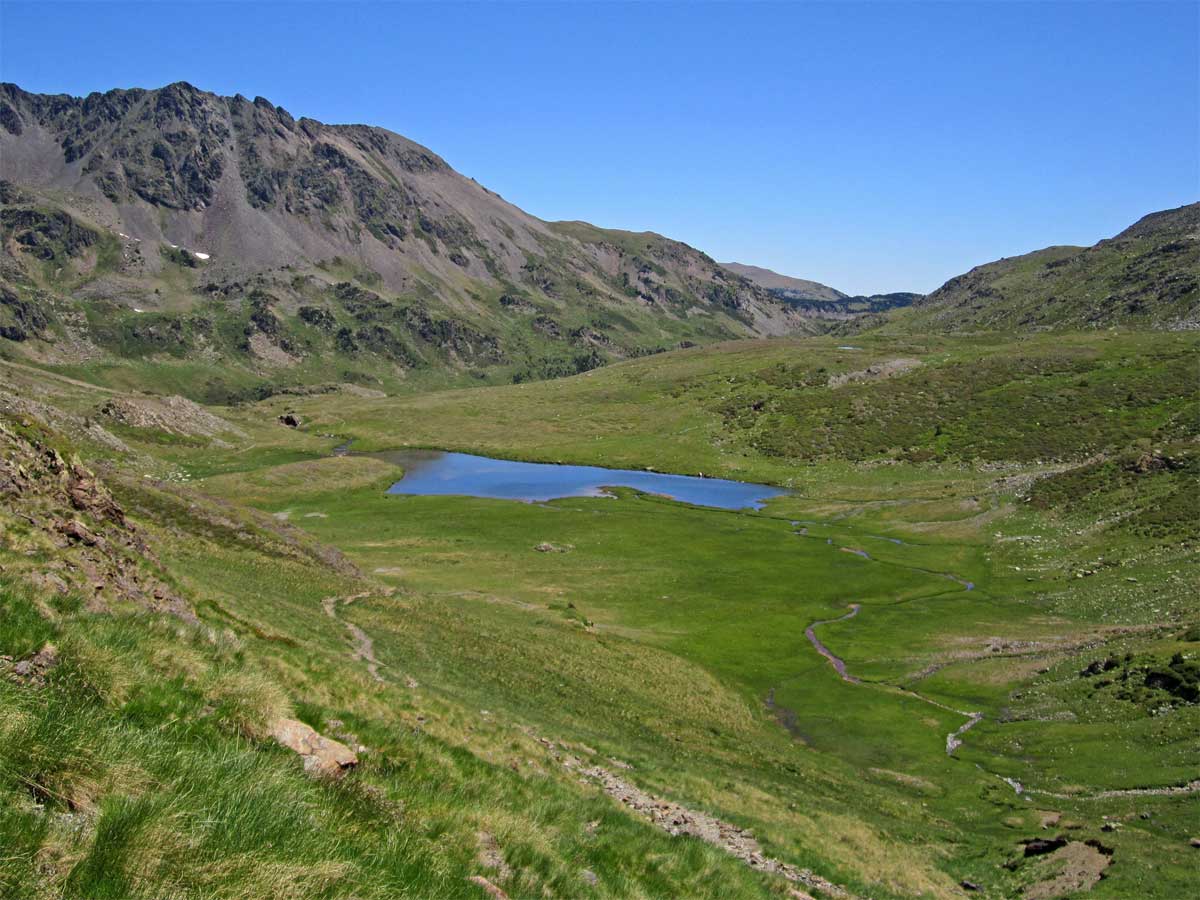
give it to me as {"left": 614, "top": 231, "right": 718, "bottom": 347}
{"left": 532, "top": 735, "right": 857, "bottom": 899}
{"left": 323, "top": 592, "right": 385, "bottom": 683}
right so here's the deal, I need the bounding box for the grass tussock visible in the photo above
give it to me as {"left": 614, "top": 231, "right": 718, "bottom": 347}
{"left": 203, "top": 668, "right": 293, "bottom": 741}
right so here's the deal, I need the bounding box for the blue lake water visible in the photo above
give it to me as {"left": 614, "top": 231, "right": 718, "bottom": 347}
{"left": 379, "top": 450, "right": 784, "bottom": 510}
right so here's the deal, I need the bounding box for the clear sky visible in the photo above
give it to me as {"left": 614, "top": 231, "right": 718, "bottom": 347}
{"left": 1, "top": 1, "right": 1196, "bottom": 295}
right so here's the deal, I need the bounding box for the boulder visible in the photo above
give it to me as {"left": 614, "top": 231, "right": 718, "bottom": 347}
{"left": 269, "top": 717, "right": 357, "bottom": 776}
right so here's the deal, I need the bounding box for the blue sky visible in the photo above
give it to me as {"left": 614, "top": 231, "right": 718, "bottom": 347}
{"left": 2, "top": 1, "right": 1196, "bottom": 294}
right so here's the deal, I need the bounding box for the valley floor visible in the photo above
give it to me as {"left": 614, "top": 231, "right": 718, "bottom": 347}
{"left": 1, "top": 331, "right": 1197, "bottom": 899}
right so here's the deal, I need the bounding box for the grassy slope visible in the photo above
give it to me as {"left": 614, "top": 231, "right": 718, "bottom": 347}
{"left": 893, "top": 203, "right": 1199, "bottom": 331}
{"left": 1, "top": 460, "right": 781, "bottom": 900}
{"left": 2, "top": 328, "right": 1198, "bottom": 898}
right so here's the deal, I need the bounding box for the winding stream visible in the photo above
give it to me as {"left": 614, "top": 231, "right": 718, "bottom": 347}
{"left": 804, "top": 604, "right": 862, "bottom": 683}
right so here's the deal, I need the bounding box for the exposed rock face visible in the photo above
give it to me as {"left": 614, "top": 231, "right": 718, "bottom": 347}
{"left": 269, "top": 717, "right": 358, "bottom": 776}
{"left": 0, "top": 417, "right": 194, "bottom": 619}
{"left": 97, "top": 394, "right": 245, "bottom": 440}
{"left": 0, "top": 283, "right": 50, "bottom": 342}
{"left": 1, "top": 207, "right": 98, "bottom": 261}
{"left": 3, "top": 643, "right": 59, "bottom": 687}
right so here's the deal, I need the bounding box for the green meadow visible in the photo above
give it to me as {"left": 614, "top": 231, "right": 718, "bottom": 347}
{"left": 2, "top": 329, "right": 1197, "bottom": 898}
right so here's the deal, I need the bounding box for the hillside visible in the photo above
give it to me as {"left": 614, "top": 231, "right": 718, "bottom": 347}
{"left": 0, "top": 82, "right": 810, "bottom": 397}
{"left": 783, "top": 291, "right": 922, "bottom": 320}
{"left": 903, "top": 203, "right": 1199, "bottom": 331}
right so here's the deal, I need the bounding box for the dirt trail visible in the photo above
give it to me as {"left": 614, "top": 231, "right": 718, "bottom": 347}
{"left": 0, "top": 357, "right": 120, "bottom": 395}
{"left": 534, "top": 736, "right": 856, "bottom": 898}
{"left": 997, "top": 774, "right": 1200, "bottom": 801}
{"left": 322, "top": 593, "right": 385, "bottom": 683}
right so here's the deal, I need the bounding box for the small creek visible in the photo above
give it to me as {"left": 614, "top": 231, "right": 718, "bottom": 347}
{"left": 375, "top": 450, "right": 785, "bottom": 510}
{"left": 805, "top": 604, "right": 862, "bottom": 683}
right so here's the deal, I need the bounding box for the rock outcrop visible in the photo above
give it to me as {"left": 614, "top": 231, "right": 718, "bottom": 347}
{"left": 0, "top": 416, "right": 194, "bottom": 619}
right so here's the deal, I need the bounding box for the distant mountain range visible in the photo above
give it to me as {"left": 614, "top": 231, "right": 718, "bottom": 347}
{"left": 719, "top": 263, "right": 846, "bottom": 301}
{"left": 720, "top": 262, "right": 922, "bottom": 320}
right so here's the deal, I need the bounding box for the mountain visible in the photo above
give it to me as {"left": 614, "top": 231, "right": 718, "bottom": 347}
{"left": 906, "top": 202, "right": 1200, "bottom": 331}
{"left": 720, "top": 262, "right": 921, "bottom": 320}
{"left": 780, "top": 291, "right": 922, "bottom": 320}
{"left": 0, "top": 82, "right": 811, "bottom": 397}
{"left": 720, "top": 262, "right": 845, "bottom": 301}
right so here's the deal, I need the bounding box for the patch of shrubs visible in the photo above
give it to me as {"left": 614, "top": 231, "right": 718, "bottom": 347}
{"left": 1030, "top": 443, "right": 1199, "bottom": 541}
{"left": 1080, "top": 652, "right": 1200, "bottom": 706}
{"left": 298, "top": 305, "right": 335, "bottom": 331}
{"left": 511, "top": 348, "right": 606, "bottom": 384}
{"left": 160, "top": 245, "right": 197, "bottom": 268}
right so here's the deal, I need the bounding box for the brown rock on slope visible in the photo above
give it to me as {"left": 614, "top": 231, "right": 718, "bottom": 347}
{"left": 721, "top": 262, "right": 847, "bottom": 301}
{"left": 269, "top": 717, "right": 358, "bottom": 776}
